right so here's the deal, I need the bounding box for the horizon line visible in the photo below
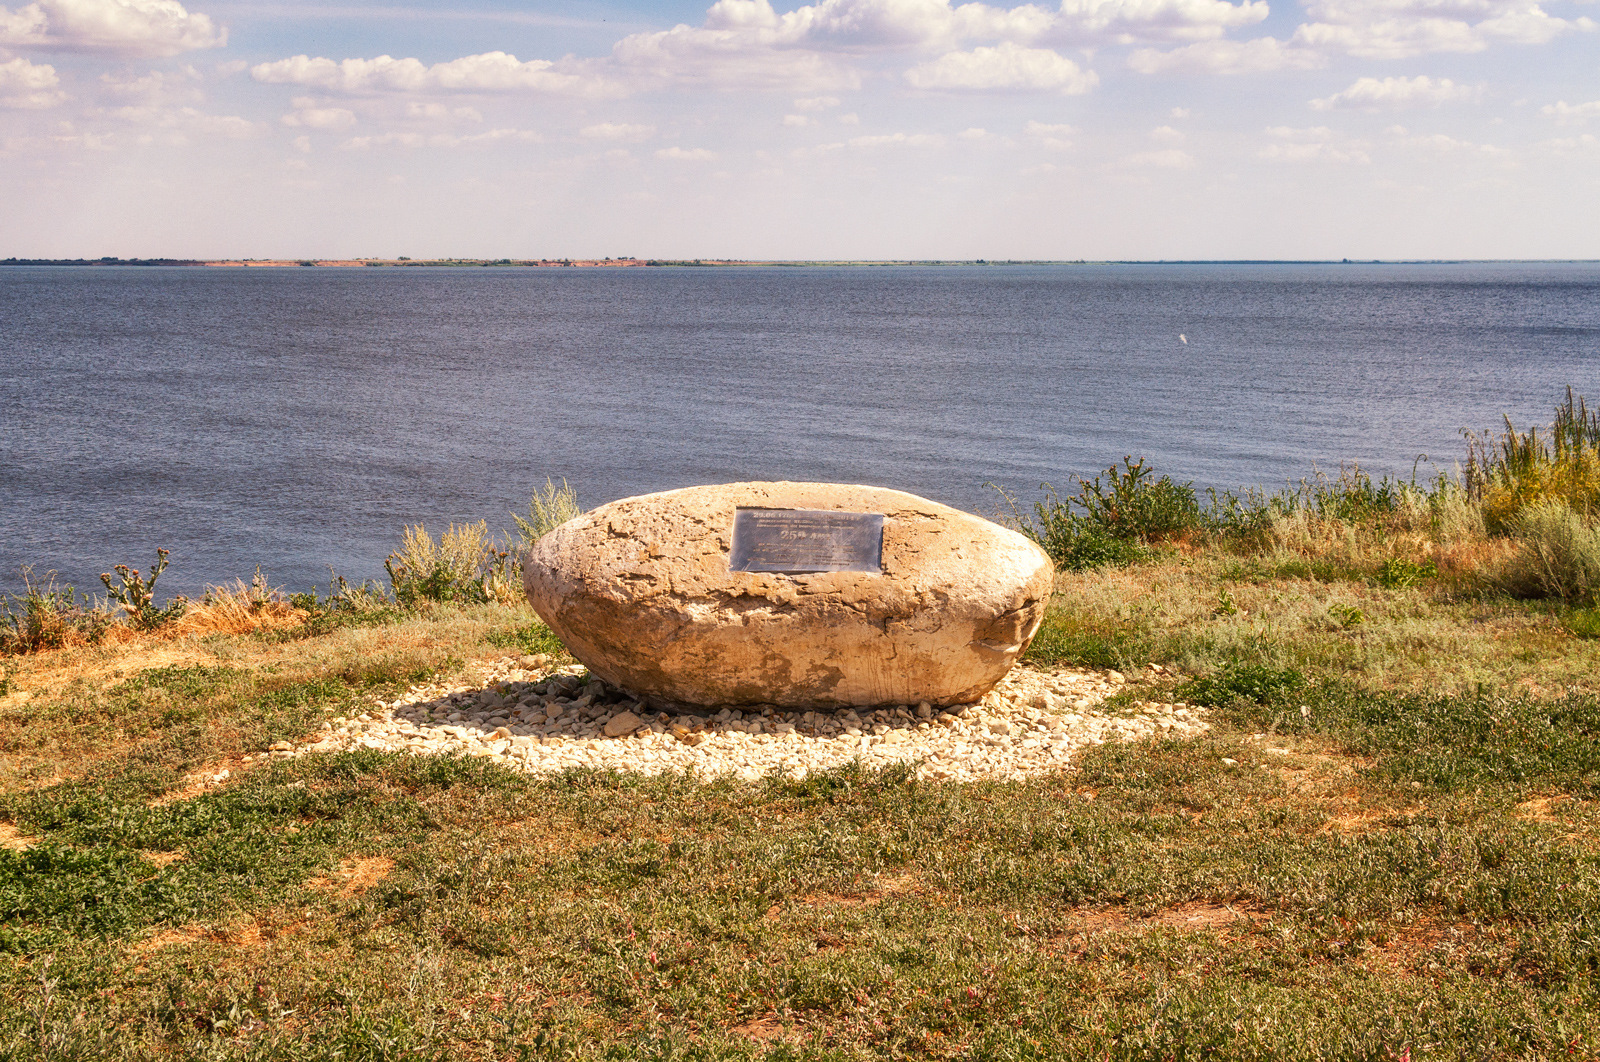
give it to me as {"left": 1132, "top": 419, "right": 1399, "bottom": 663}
{"left": 5, "top": 256, "right": 1600, "bottom": 268}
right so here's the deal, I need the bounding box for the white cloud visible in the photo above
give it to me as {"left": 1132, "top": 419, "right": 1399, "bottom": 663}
{"left": 838, "top": 111, "right": 859, "bottom": 123}
{"left": 605, "top": 0, "right": 1270, "bottom": 91}
{"left": 1257, "top": 140, "right": 1366, "bottom": 162}
{"left": 251, "top": 52, "right": 610, "bottom": 96}
{"left": 456, "top": 127, "right": 540, "bottom": 144}
{"left": 958, "top": 125, "right": 987, "bottom": 138}
{"left": 98, "top": 66, "right": 200, "bottom": 104}
{"left": 1051, "top": 0, "right": 1268, "bottom": 44}
{"left": 1169, "top": 106, "right": 1190, "bottom": 118}
{"left": 1128, "top": 36, "right": 1324, "bottom": 74}
{"left": 904, "top": 42, "right": 1098, "bottom": 92}
{"left": 655, "top": 145, "right": 717, "bottom": 159}
{"left": 792, "top": 94, "right": 839, "bottom": 110}
{"left": 581, "top": 121, "right": 655, "bottom": 140}
{"left": 610, "top": 10, "right": 860, "bottom": 91}
{"left": 406, "top": 102, "right": 483, "bottom": 123}
{"left": 0, "top": 55, "right": 63, "bottom": 107}
{"left": 1128, "top": 0, "right": 1593, "bottom": 75}
{"left": 1398, "top": 131, "right": 1509, "bottom": 157}
{"left": 281, "top": 97, "right": 356, "bottom": 130}
{"left": 1311, "top": 74, "right": 1480, "bottom": 110}
{"left": 0, "top": 0, "right": 224, "bottom": 57}
{"left": 1291, "top": 0, "right": 1595, "bottom": 60}
{"left": 693, "top": 0, "right": 1054, "bottom": 50}
{"left": 345, "top": 127, "right": 539, "bottom": 150}
{"left": 1148, "top": 123, "right": 1184, "bottom": 142}
{"left": 109, "top": 103, "right": 258, "bottom": 138}
{"left": 1540, "top": 132, "right": 1598, "bottom": 152}
{"left": 1543, "top": 99, "right": 1600, "bottom": 124}
{"left": 1023, "top": 118, "right": 1074, "bottom": 148}
{"left": 1258, "top": 124, "right": 1370, "bottom": 163}
{"left": 847, "top": 130, "right": 943, "bottom": 147}
{"left": 1266, "top": 124, "right": 1332, "bottom": 139}
{"left": 783, "top": 112, "right": 815, "bottom": 125}
{"left": 763, "top": 0, "right": 1270, "bottom": 47}
{"left": 1123, "top": 147, "right": 1195, "bottom": 167}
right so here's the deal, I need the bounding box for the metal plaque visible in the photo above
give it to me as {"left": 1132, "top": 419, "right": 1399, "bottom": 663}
{"left": 729, "top": 508, "right": 884, "bottom": 574}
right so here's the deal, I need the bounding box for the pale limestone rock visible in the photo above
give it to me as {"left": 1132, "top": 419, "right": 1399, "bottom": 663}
{"left": 603, "top": 710, "right": 644, "bottom": 737}
{"left": 522, "top": 481, "right": 1053, "bottom": 709}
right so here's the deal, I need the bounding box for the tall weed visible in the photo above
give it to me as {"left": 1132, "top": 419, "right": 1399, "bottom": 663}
{"left": 385, "top": 522, "right": 519, "bottom": 607}
{"left": 99, "top": 549, "right": 186, "bottom": 631}
{"left": 513, "top": 478, "right": 581, "bottom": 548}
{"left": 1498, "top": 500, "right": 1600, "bottom": 604}
{"left": 1466, "top": 388, "right": 1600, "bottom": 531}
{"left": 0, "top": 570, "right": 112, "bottom": 655}
{"left": 1000, "top": 458, "right": 1199, "bottom": 570}
{"left": 173, "top": 569, "right": 308, "bottom": 636}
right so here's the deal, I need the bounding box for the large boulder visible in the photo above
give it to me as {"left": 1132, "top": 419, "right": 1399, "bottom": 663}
{"left": 522, "top": 482, "right": 1053, "bottom": 709}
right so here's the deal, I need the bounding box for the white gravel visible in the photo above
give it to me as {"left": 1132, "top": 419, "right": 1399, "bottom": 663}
{"left": 253, "top": 656, "right": 1209, "bottom": 783}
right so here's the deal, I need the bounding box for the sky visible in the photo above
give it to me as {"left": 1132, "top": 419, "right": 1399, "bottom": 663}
{"left": 0, "top": 0, "right": 1596, "bottom": 259}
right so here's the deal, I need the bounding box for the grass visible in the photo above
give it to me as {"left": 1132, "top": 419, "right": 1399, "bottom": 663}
{"left": 1, "top": 705, "right": 1598, "bottom": 1058}
{"left": 6, "top": 397, "right": 1600, "bottom": 1058}
{"left": 1, "top": 560, "right": 1598, "bottom": 1058}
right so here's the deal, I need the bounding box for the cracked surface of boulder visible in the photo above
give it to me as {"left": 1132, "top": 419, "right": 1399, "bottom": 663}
{"left": 523, "top": 482, "right": 1053, "bottom": 709}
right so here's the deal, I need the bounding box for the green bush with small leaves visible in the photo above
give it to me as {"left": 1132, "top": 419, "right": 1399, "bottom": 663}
{"left": 1180, "top": 662, "right": 1306, "bottom": 707}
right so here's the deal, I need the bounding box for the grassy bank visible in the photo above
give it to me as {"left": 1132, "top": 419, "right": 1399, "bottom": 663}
{"left": 3, "top": 399, "right": 1600, "bottom": 1059}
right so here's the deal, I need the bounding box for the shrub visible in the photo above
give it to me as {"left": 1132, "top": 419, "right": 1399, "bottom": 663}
{"left": 1180, "top": 662, "right": 1305, "bottom": 708}
{"left": 1072, "top": 456, "right": 1201, "bottom": 544}
{"left": 1498, "top": 500, "right": 1600, "bottom": 605}
{"left": 1375, "top": 557, "right": 1437, "bottom": 589}
{"left": 1301, "top": 464, "right": 1406, "bottom": 523}
{"left": 1001, "top": 458, "right": 1198, "bottom": 571}
{"left": 1028, "top": 489, "right": 1149, "bottom": 571}
{"left": 99, "top": 549, "right": 186, "bottom": 631}
{"left": 1327, "top": 603, "right": 1364, "bottom": 629}
{"left": 385, "top": 521, "right": 518, "bottom": 607}
{"left": 173, "top": 568, "right": 308, "bottom": 636}
{"left": 513, "top": 478, "right": 581, "bottom": 548}
{"left": 1199, "top": 486, "right": 1283, "bottom": 543}
{"left": 1, "top": 569, "right": 113, "bottom": 654}
{"left": 1466, "top": 388, "right": 1600, "bottom": 532}
{"left": 1566, "top": 607, "right": 1600, "bottom": 639}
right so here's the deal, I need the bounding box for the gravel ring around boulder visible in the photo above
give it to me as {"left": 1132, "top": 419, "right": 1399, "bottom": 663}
{"left": 234, "top": 656, "right": 1210, "bottom": 784}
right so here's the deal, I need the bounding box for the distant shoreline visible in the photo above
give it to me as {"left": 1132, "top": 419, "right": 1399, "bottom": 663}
{"left": 3, "top": 257, "right": 1598, "bottom": 268}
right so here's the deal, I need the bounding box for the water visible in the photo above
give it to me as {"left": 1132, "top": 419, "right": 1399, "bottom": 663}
{"left": 2, "top": 262, "right": 1597, "bottom": 598}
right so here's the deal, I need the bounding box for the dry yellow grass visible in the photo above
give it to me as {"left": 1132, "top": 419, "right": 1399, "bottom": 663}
{"left": 171, "top": 599, "right": 309, "bottom": 638}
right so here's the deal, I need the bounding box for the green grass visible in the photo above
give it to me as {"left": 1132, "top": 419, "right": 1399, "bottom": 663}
{"left": 11, "top": 408, "right": 1600, "bottom": 1057}
{"left": 1, "top": 716, "right": 1598, "bottom": 1058}
{"left": 1, "top": 592, "right": 1599, "bottom": 1059}
{"left": 485, "top": 621, "right": 569, "bottom": 658}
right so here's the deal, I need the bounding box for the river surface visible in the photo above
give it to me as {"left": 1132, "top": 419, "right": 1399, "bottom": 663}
{"left": 2, "top": 262, "right": 1597, "bottom": 597}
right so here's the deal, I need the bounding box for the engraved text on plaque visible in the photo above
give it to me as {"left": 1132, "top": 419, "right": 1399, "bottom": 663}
{"left": 729, "top": 508, "right": 884, "bottom": 573}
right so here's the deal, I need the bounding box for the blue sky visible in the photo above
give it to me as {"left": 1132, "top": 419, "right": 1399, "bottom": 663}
{"left": 2, "top": 0, "right": 1596, "bottom": 258}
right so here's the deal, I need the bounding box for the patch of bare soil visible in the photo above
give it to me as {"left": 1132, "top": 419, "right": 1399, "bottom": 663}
{"left": 133, "top": 916, "right": 291, "bottom": 954}
{"left": 308, "top": 856, "right": 396, "bottom": 898}
{"left": 730, "top": 1014, "right": 806, "bottom": 1045}
{"left": 148, "top": 761, "right": 244, "bottom": 806}
{"left": 1516, "top": 795, "right": 1579, "bottom": 823}
{"left": 1320, "top": 808, "right": 1396, "bottom": 834}
{"left": 1058, "top": 901, "right": 1269, "bottom": 940}
{"left": 14, "top": 643, "right": 222, "bottom": 701}
{"left": 0, "top": 822, "right": 39, "bottom": 851}
{"left": 769, "top": 872, "right": 920, "bottom": 918}
{"left": 1361, "top": 918, "right": 1479, "bottom": 973}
